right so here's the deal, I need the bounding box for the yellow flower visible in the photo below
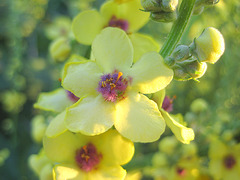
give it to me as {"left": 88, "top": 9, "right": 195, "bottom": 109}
{"left": 43, "top": 129, "right": 134, "bottom": 180}
{"left": 34, "top": 88, "right": 81, "bottom": 137}
{"left": 209, "top": 140, "right": 240, "bottom": 180}
{"left": 62, "top": 27, "right": 173, "bottom": 142}
{"left": 72, "top": 0, "right": 160, "bottom": 62}
{"left": 45, "top": 16, "right": 72, "bottom": 40}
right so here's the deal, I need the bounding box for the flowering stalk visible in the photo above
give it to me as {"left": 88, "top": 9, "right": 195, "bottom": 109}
{"left": 160, "top": 0, "right": 196, "bottom": 60}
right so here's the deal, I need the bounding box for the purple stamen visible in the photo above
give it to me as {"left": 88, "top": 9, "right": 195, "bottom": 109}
{"left": 75, "top": 143, "right": 102, "bottom": 172}
{"left": 176, "top": 167, "right": 186, "bottom": 176}
{"left": 223, "top": 154, "right": 236, "bottom": 169}
{"left": 162, "top": 96, "right": 176, "bottom": 112}
{"left": 108, "top": 16, "right": 129, "bottom": 32}
{"left": 97, "top": 71, "right": 129, "bottom": 102}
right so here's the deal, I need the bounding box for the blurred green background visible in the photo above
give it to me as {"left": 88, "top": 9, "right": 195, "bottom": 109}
{"left": 0, "top": 0, "right": 240, "bottom": 179}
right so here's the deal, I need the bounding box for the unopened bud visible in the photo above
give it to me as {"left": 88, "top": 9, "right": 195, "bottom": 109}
{"left": 171, "top": 45, "right": 190, "bottom": 62}
{"left": 190, "top": 98, "right": 208, "bottom": 113}
{"left": 49, "top": 37, "right": 71, "bottom": 62}
{"left": 141, "top": 0, "right": 162, "bottom": 12}
{"left": 173, "top": 59, "right": 207, "bottom": 81}
{"left": 161, "top": 0, "right": 178, "bottom": 12}
{"left": 190, "top": 27, "right": 225, "bottom": 64}
{"left": 31, "top": 115, "right": 47, "bottom": 143}
{"left": 151, "top": 11, "right": 177, "bottom": 22}
{"left": 159, "top": 136, "right": 178, "bottom": 154}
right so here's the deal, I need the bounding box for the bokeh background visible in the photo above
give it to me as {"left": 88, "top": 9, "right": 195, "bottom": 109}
{"left": 0, "top": 0, "right": 240, "bottom": 179}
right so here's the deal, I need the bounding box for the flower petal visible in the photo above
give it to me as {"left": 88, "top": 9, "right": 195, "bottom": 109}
{"left": 151, "top": 89, "right": 166, "bottom": 109}
{"left": 65, "top": 95, "right": 115, "bottom": 136}
{"left": 129, "top": 33, "right": 160, "bottom": 63}
{"left": 46, "top": 111, "right": 68, "bottom": 138}
{"left": 160, "top": 110, "right": 195, "bottom": 144}
{"left": 92, "top": 27, "right": 133, "bottom": 73}
{"left": 115, "top": 92, "right": 165, "bottom": 142}
{"left": 129, "top": 52, "right": 173, "bottom": 94}
{"left": 43, "top": 131, "right": 87, "bottom": 163}
{"left": 93, "top": 129, "right": 134, "bottom": 166}
{"left": 62, "top": 61, "right": 102, "bottom": 97}
{"left": 72, "top": 10, "right": 105, "bottom": 45}
{"left": 34, "top": 88, "right": 73, "bottom": 113}
{"left": 53, "top": 164, "right": 86, "bottom": 180}
{"left": 87, "top": 165, "right": 126, "bottom": 180}
{"left": 100, "top": 0, "right": 149, "bottom": 32}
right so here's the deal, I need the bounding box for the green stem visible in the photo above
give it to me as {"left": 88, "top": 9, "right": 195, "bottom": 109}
{"left": 160, "top": 0, "right": 196, "bottom": 59}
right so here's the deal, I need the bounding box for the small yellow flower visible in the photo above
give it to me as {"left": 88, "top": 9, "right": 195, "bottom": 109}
{"left": 45, "top": 16, "right": 72, "bottom": 40}
{"left": 209, "top": 140, "right": 240, "bottom": 180}
{"left": 72, "top": 0, "right": 160, "bottom": 62}
{"left": 43, "top": 129, "right": 134, "bottom": 180}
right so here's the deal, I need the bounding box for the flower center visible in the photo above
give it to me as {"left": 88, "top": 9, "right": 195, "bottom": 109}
{"left": 75, "top": 143, "right": 102, "bottom": 172}
{"left": 66, "top": 90, "right": 79, "bottom": 102}
{"left": 223, "top": 154, "right": 236, "bottom": 169}
{"left": 162, "top": 95, "right": 176, "bottom": 112}
{"left": 97, "top": 71, "right": 129, "bottom": 102}
{"left": 108, "top": 16, "right": 129, "bottom": 32}
{"left": 176, "top": 167, "right": 186, "bottom": 176}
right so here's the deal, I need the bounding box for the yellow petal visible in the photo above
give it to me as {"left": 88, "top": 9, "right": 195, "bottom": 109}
{"left": 62, "top": 61, "right": 102, "bottom": 97}
{"left": 46, "top": 111, "right": 68, "bottom": 138}
{"left": 129, "top": 52, "right": 173, "bottom": 94}
{"left": 115, "top": 91, "right": 165, "bottom": 142}
{"left": 92, "top": 27, "right": 133, "bottom": 73}
{"left": 129, "top": 33, "right": 160, "bottom": 63}
{"left": 151, "top": 89, "right": 166, "bottom": 109}
{"left": 43, "top": 131, "right": 87, "bottom": 163}
{"left": 53, "top": 164, "right": 86, "bottom": 180}
{"left": 209, "top": 140, "right": 227, "bottom": 159}
{"left": 72, "top": 10, "right": 105, "bottom": 45}
{"left": 94, "top": 129, "right": 134, "bottom": 166}
{"left": 65, "top": 95, "right": 115, "bottom": 136}
{"left": 100, "top": 0, "right": 149, "bottom": 32}
{"left": 160, "top": 110, "right": 195, "bottom": 144}
{"left": 34, "top": 88, "right": 73, "bottom": 113}
{"left": 87, "top": 165, "right": 126, "bottom": 180}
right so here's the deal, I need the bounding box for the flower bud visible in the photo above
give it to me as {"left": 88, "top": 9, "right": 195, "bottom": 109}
{"left": 173, "top": 59, "right": 207, "bottom": 81}
{"left": 190, "top": 27, "right": 225, "bottom": 64}
{"left": 161, "top": 0, "right": 178, "bottom": 12}
{"left": 152, "top": 153, "right": 168, "bottom": 167}
{"left": 31, "top": 115, "right": 47, "bottom": 143}
{"left": 171, "top": 45, "right": 190, "bottom": 62}
{"left": 49, "top": 37, "right": 71, "bottom": 62}
{"left": 190, "top": 98, "right": 208, "bottom": 113}
{"left": 151, "top": 11, "right": 177, "bottom": 22}
{"left": 141, "top": 0, "right": 162, "bottom": 13}
{"left": 158, "top": 136, "right": 178, "bottom": 154}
